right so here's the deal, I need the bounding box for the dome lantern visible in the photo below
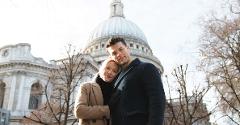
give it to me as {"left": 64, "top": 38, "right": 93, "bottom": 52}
{"left": 110, "top": 0, "right": 124, "bottom": 18}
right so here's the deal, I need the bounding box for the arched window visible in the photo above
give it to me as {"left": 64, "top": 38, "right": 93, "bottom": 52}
{"left": 28, "top": 82, "right": 43, "bottom": 109}
{"left": 136, "top": 45, "right": 139, "bottom": 49}
{"left": 95, "top": 45, "right": 98, "bottom": 49}
{"left": 0, "top": 82, "right": 5, "bottom": 108}
{"left": 101, "top": 43, "right": 105, "bottom": 48}
{"left": 130, "top": 43, "right": 133, "bottom": 47}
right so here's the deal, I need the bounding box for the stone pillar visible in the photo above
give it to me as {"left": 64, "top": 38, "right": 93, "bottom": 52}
{"left": 11, "top": 73, "right": 22, "bottom": 112}
{"left": 23, "top": 86, "right": 31, "bottom": 111}
{"left": 16, "top": 74, "right": 26, "bottom": 112}
{"left": 7, "top": 75, "right": 16, "bottom": 111}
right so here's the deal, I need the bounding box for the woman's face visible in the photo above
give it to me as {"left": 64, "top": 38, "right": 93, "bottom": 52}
{"left": 100, "top": 61, "right": 119, "bottom": 82}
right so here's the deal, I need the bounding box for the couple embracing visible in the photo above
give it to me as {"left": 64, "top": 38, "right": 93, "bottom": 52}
{"left": 74, "top": 37, "right": 166, "bottom": 125}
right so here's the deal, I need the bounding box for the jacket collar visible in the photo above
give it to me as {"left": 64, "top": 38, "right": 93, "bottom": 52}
{"left": 114, "top": 58, "right": 141, "bottom": 89}
{"left": 122, "top": 58, "right": 141, "bottom": 71}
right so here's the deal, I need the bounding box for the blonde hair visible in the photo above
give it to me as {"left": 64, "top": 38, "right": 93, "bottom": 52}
{"left": 99, "top": 57, "right": 119, "bottom": 74}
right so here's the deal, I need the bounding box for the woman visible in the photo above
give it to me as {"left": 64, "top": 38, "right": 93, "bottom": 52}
{"left": 74, "top": 58, "right": 119, "bottom": 125}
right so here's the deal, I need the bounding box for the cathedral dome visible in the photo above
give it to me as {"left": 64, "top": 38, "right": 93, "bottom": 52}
{"left": 88, "top": 16, "right": 148, "bottom": 44}
{"left": 83, "top": 0, "right": 163, "bottom": 73}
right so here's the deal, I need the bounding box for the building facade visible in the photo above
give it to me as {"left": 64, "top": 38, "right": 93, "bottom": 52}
{"left": 164, "top": 97, "right": 211, "bottom": 125}
{"left": 0, "top": 43, "right": 52, "bottom": 124}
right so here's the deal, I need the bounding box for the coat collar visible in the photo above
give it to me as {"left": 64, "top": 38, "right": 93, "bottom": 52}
{"left": 114, "top": 58, "right": 141, "bottom": 89}
{"left": 122, "top": 58, "right": 141, "bottom": 71}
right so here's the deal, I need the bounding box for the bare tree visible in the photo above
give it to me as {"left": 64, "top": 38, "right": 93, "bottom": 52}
{"left": 22, "top": 44, "right": 90, "bottom": 125}
{"left": 164, "top": 65, "right": 213, "bottom": 125}
{"left": 199, "top": 2, "right": 240, "bottom": 123}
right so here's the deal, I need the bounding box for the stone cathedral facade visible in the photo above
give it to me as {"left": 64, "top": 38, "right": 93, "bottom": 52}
{"left": 0, "top": 0, "right": 163, "bottom": 124}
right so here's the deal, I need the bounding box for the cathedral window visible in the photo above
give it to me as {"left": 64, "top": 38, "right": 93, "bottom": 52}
{"left": 113, "top": 4, "right": 117, "bottom": 15}
{"left": 95, "top": 45, "right": 98, "bottom": 49}
{"left": 0, "top": 82, "right": 5, "bottom": 108}
{"left": 98, "top": 61, "right": 102, "bottom": 65}
{"left": 136, "top": 45, "right": 139, "bottom": 49}
{"left": 130, "top": 43, "right": 133, "bottom": 47}
{"left": 2, "top": 50, "right": 9, "bottom": 57}
{"left": 101, "top": 44, "right": 105, "bottom": 48}
{"left": 28, "top": 82, "right": 43, "bottom": 109}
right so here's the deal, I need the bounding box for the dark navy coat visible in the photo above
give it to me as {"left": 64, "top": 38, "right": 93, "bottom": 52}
{"left": 109, "top": 58, "right": 166, "bottom": 125}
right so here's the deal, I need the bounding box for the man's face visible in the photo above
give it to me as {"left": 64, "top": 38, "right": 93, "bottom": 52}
{"left": 107, "top": 42, "right": 131, "bottom": 67}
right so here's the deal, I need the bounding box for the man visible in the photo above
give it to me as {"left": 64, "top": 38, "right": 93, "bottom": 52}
{"left": 106, "top": 37, "right": 166, "bottom": 125}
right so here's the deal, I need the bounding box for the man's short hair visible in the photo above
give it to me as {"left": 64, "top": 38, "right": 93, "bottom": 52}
{"left": 106, "top": 37, "right": 127, "bottom": 48}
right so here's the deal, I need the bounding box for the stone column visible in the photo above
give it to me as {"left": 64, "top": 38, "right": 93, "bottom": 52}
{"left": 16, "top": 74, "right": 26, "bottom": 112}
{"left": 23, "top": 86, "right": 31, "bottom": 111}
{"left": 2, "top": 77, "right": 11, "bottom": 110}
{"left": 7, "top": 75, "right": 16, "bottom": 111}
